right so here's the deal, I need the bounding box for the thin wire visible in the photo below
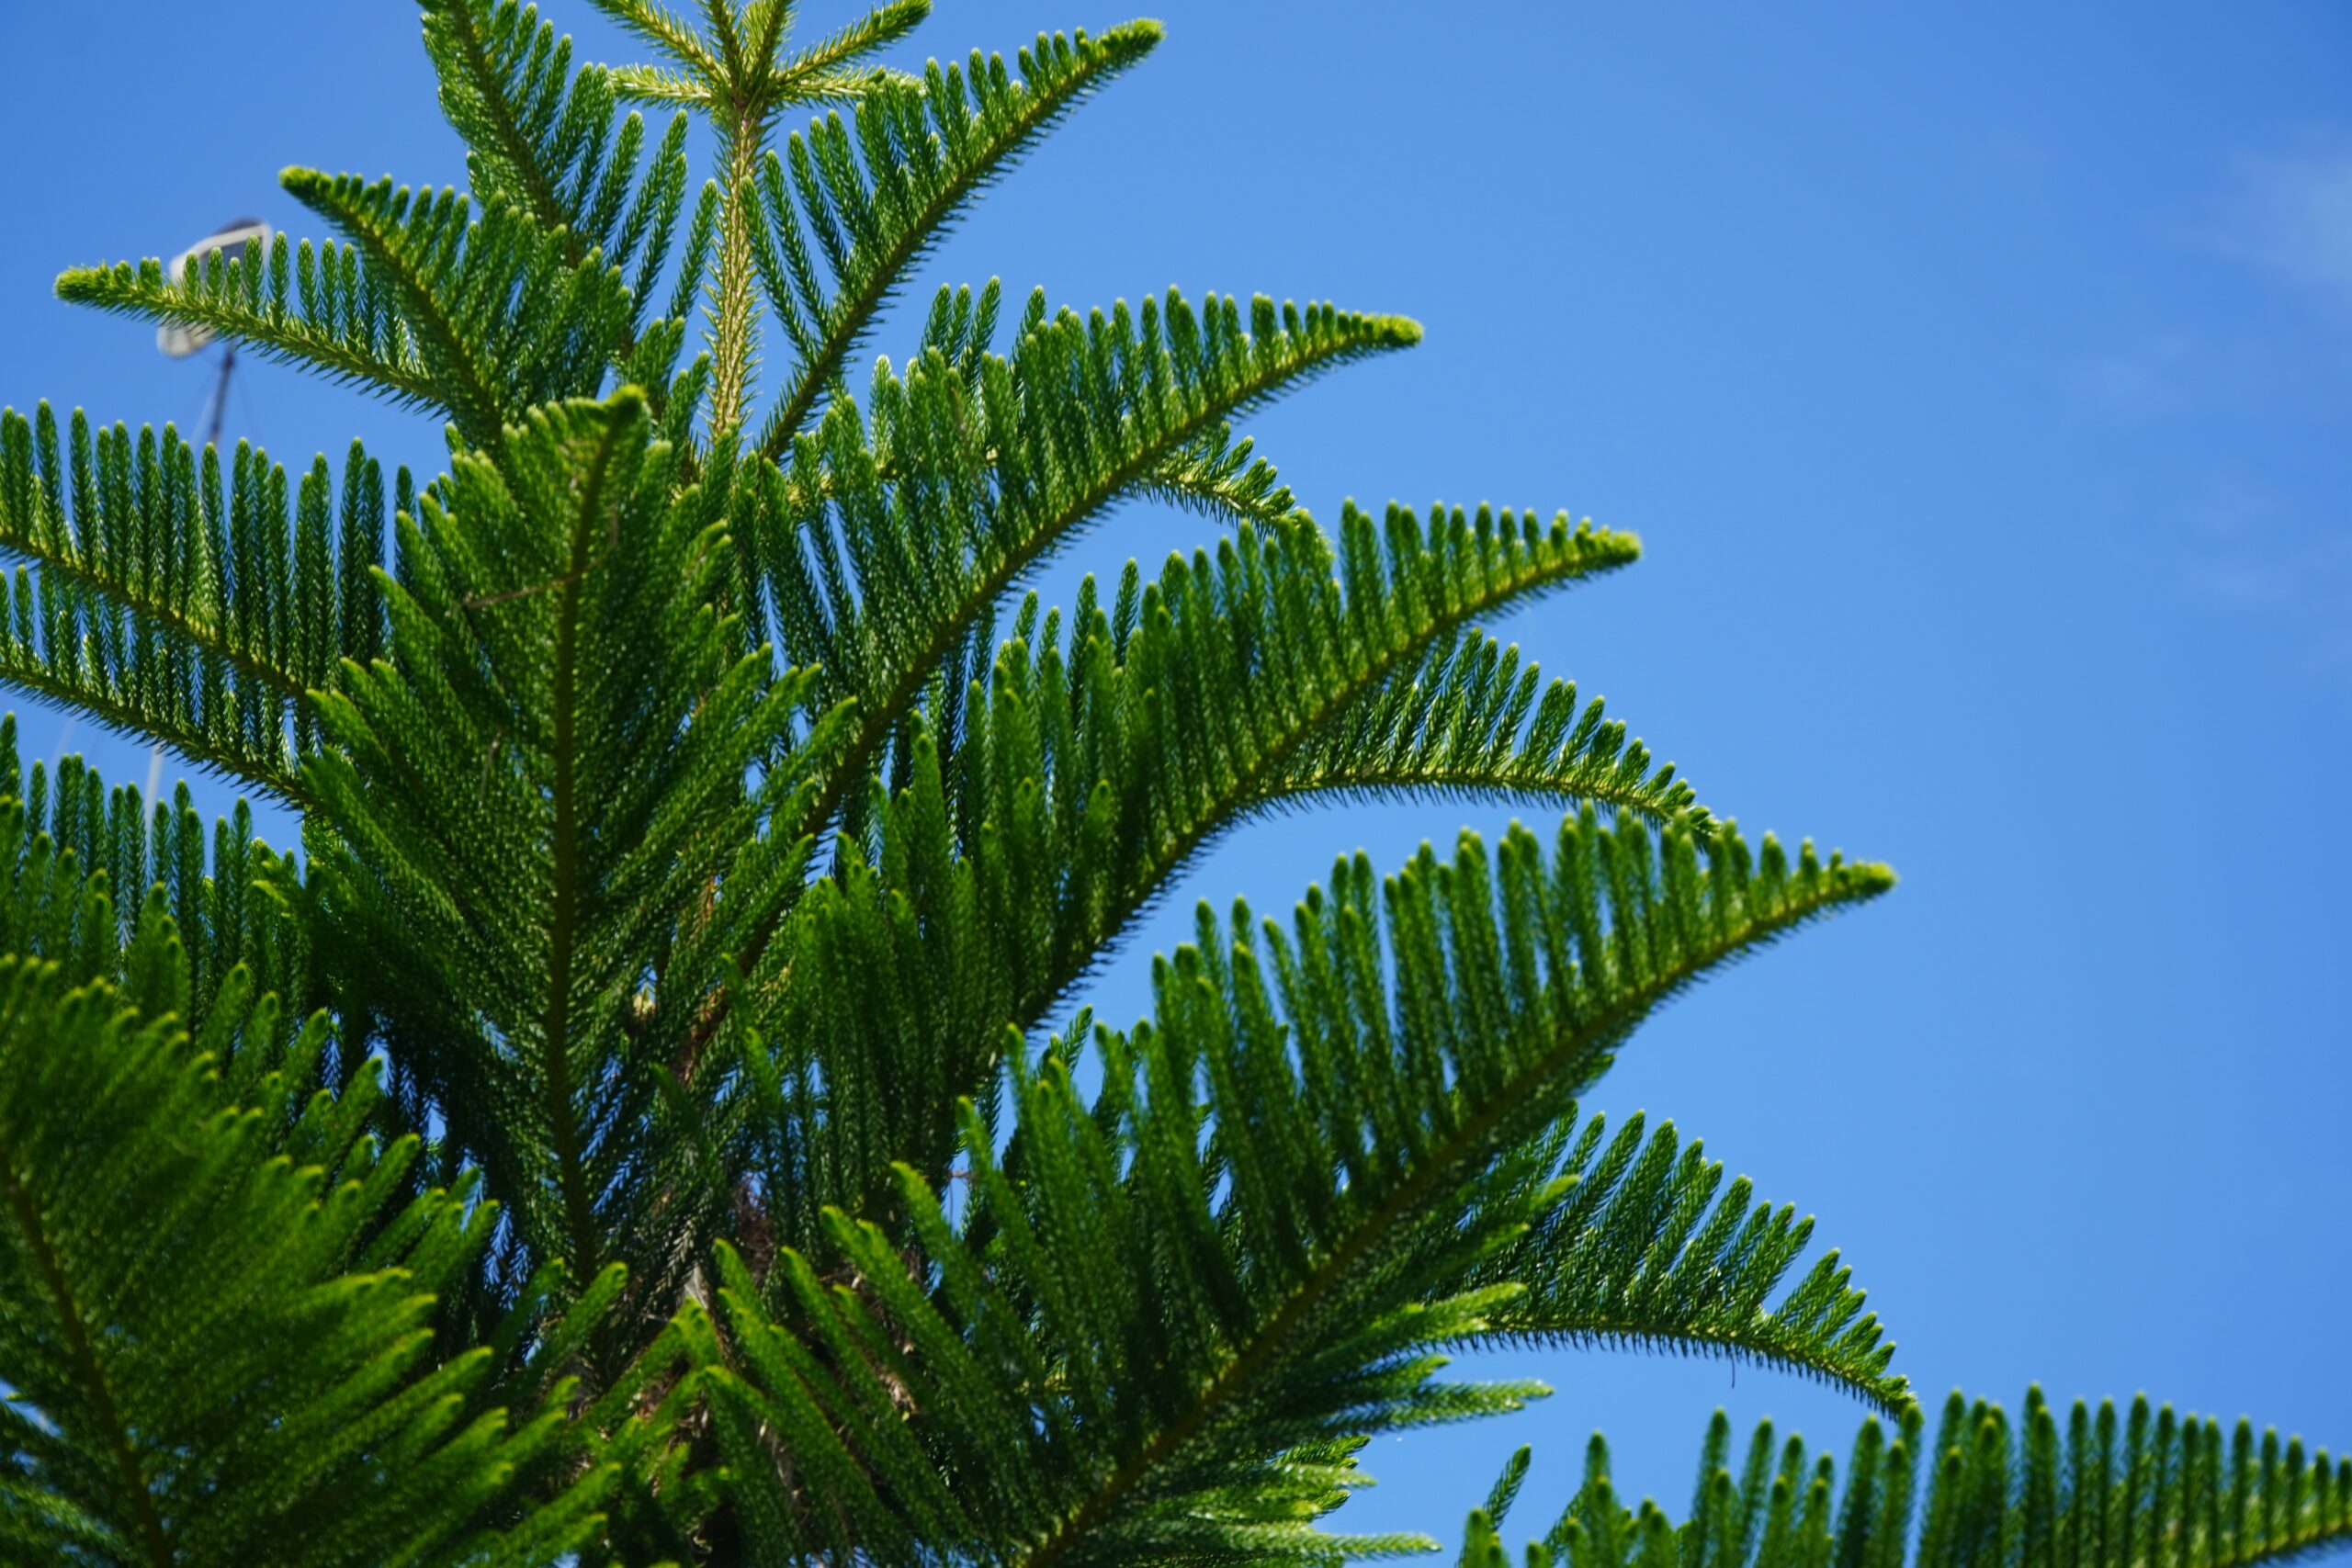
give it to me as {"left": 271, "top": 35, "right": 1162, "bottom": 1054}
{"left": 231, "top": 353, "right": 265, "bottom": 450}
{"left": 182, "top": 374, "right": 214, "bottom": 442}
{"left": 203, "top": 342, "right": 239, "bottom": 450}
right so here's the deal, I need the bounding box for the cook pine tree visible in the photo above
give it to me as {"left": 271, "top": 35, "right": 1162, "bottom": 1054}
{"left": 0, "top": 2, "right": 2344, "bottom": 1564}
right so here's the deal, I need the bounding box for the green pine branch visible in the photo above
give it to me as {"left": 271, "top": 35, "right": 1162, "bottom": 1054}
{"left": 1138, "top": 425, "right": 1303, "bottom": 529}
{"left": 584, "top": 0, "right": 718, "bottom": 74}
{"left": 1012, "top": 822, "right": 1894, "bottom": 1568}
{"left": 0, "top": 405, "right": 397, "bottom": 809}
{"left": 0, "top": 951, "right": 609, "bottom": 1567}
{"left": 0, "top": 717, "right": 314, "bottom": 1044}
{"left": 420, "top": 0, "right": 695, "bottom": 312}
{"left": 749, "top": 22, "right": 1163, "bottom": 458}
{"left": 0, "top": 637, "right": 306, "bottom": 811}
{"left": 927, "top": 502, "right": 1694, "bottom": 1040}
{"left": 765, "top": 0, "right": 931, "bottom": 101}
{"left": 1464, "top": 1393, "right": 2352, "bottom": 1568}
{"left": 1471, "top": 1108, "right": 1905, "bottom": 1408}
{"left": 55, "top": 236, "right": 443, "bottom": 414}
{"left": 302, "top": 390, "right": 814, "bottom": 1322}
{"left": 761, "top": 288, "right": 1422, "bottom": 847}
{"left": 281, "top": 170, "right": 637, "bottom": 453}
{"left": 705, "top": 812, "right": 1894, "bottom": 1563}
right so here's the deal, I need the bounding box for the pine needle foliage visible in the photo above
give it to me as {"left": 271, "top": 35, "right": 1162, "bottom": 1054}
{"left": 702, "top": 817, "right": 1901, "bottom": 1565}
{"left": 1458, "top": 1392, "right": 2352, "bottom": 1568}
{"left": 0, "top": 3, "right": 2336, "bottom": 1564}
{"left": 0, "top": 408, "right": 395, "bottom": 803}
{"left": 0, "top": 737, "right": 624, "bottom": 1566}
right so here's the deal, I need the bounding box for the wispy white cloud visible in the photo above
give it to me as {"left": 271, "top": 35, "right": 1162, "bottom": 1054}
{"left": 2061, "top": 136, "right": 2352, "bottom": 690}
{"left": 2059, "top": 333, "right": 2266, "bottom": 424}
{"left": 2214, "top": 140, "right": 2352, "bottom": 316}
{"left": 2063, "top": 333, "right": 2197, "bottom": 423}
{"left": 2172, "top": 470, "right": 2352, "bottom": 687}
{"left": 2197, "top": 139, "right": 2352, "bottom": 685}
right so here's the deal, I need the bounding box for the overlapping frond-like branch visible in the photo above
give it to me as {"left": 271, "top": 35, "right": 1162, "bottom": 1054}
{"left": 282, "top": 169, "right": 638, "bottom": 452}
{"left": 304, "top": 390, "right": 820, "bottom": 1320}
{"left": 929, "top": 502, "right": 1697, "bottom": 1035}
{"left": 753, "top": 287, "right": 1423, "bottom": 845}
{"left": 421, "top": 0, "right": 694, "bottom": 308}
{"left": 714, "top": 498, "right": 1686, "bottom": 1262}
{"left": 707, "top": 812, "right": 1895, "bottom": 1564}
{"left": 764, "top": 0, "right": 932, "bottom": 103}
{"left": 749, "top": 22, "right": 1163, "bottom": 457}
{"left": 2, "top": 6, "right": 2016, "bottom": 1563}
{"left": 0, "top": 717, "right": 311, "bottom": 1044}
{"left": 0, "top": 952, "right": 608, "bottom": 1568}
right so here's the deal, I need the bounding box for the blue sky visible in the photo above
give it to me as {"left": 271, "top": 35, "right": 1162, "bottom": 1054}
{"left": 3, "top": 0, "right": 2348, "bottom": 1551}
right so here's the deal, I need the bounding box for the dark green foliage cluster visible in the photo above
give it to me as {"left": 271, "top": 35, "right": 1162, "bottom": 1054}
{"left": 0, "top": 2, "right": 2339, "bottom": 1565}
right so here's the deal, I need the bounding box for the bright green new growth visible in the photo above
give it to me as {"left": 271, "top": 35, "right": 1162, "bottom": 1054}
{"left": 0, "top": 2, "right": 2338, "bottom": 1565}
